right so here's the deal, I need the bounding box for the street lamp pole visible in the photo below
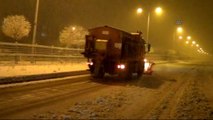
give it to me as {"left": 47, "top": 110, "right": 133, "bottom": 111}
{"left": 173, "top": 27, "right": 177, "bottom": 51}
{"left": 32, "top": 0, "right": 39, "bottom": 45}
{"left": 146, "top": 12, "right": 151, "bottom": 44}
{"left": 137, "top": 7, "right": 162, "bottom": 44}
{"left": 31, "top": 0, "right": 39, "bottom": 63}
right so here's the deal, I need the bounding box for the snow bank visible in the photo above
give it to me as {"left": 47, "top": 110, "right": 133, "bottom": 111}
{"left": 0, "top": 61, "right": 88, "bottom": 77}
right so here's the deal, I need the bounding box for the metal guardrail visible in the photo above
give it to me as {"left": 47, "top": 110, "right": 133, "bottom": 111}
{"left": 0, "top": 41, "right": 197, "bottom": 64}
{"left": 146, "top": 52, "right": 198, "bottom": 62}
{"left": 0, "top": 42, "right": 85, "bottom": 63}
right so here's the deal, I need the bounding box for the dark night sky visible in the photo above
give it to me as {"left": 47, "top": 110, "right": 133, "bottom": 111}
{"left": 0, "top": 0, "right": 213, "bottom": 54}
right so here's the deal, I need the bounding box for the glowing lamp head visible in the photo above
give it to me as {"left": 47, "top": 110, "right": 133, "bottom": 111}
{"left": 178, "top": 36, "right": 183, "bottom": 40}
{"left": 192, "top": 41, "right": 196, "bottom": 44}
{"left": 72, "top": 27, "right": 76, "bottom": 31}
{"left": 155, "top": 7, "right": 163, "bottom": 15}
{"left": 187, "top": 36, "right": 191, "bottom": 40}
{"left": 177, "top": 27, "right": 183, "bottom": 33}
{"left": 196, "top": 44, "right": 199, "bottom": 47}
{"left": 137, "top": 8, "right": 143, "bottom": 14}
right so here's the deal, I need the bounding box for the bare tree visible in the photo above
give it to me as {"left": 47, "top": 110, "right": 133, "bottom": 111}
{"left": 59, "top": 25, "right": 88, "bottom": 48}
{"left": 1, "top": 15, "right": 31, "bottom": 41}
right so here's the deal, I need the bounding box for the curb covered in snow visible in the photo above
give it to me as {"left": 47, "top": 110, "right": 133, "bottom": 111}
{"left": 0, "top": 70, "right": 89, "bottom": 85}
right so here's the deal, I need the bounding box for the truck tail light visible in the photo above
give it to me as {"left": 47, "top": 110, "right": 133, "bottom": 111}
{"left": 117, "top": 64, "right": 125, "bottom": 70}
{"left": 87, "top": 62, "right": 93, "bottom": 66}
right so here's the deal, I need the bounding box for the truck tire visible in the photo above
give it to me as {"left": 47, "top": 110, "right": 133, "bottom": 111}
{"left": 98, "top": 65, "right": 105, "bottom": 78}
{"left": 137, "top": 69, "right": 143, "bottom": 78}
{"left": 89, "top": 65, "right": 95, "bottom": 73}
{"left": 93, "top": 63, "right": 105, "bottom": 78}
{"left": 137, "top": 62, "right": 144, "bottom": 78}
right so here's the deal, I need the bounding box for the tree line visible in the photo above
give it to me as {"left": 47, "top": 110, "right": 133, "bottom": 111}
{"left": 1, "top": 15, "right": 88, "bottom": 48}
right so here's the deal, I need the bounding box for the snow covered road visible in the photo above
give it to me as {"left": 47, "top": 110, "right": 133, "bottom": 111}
{"left": 0, "top": 60, "right": 213, "bottom": 119}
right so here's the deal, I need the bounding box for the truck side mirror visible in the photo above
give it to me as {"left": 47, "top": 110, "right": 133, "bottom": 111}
{"left": 148, "top": 44, "right": 151, "bottom": 52}
{"left": 145, "top": 43, "right": 151, "bottom": 53}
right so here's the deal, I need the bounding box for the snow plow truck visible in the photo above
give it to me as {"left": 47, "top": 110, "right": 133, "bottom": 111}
{"left": 82, "top": 26, "right": 150, "bottom": 79}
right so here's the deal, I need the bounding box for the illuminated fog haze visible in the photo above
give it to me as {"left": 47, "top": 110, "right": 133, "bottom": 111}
{"left": 0, "top": 0, "right": 213, "bottom": 54}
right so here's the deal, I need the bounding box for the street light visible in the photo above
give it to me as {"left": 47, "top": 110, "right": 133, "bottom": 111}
{"left": 72, "top": 27, "right": 76, "bottom": 31}
{"left": 155, "top": 7, "right": 163, "bottom": 15}
{"left": 196, "top": 44, "right": 199, "bottom": 47}
{"left": 177, "top": 27, "right": 183, "bottom": 34}
{"left": 187, "top": 36, "right": 191, "bottom": 40}
{"left": 185, "top": 41, "right": 189, "bottom": 44}
{"left": 136, "top": 7, "right": 163, "bottom": 43}
{"left": 32, "top": 0, "right": 40, "bottom": 45}
{"left": 178, "top": 36, "right": 183, "bottom": 40}
{"left": 31, "top": 0, "right": 40, "bottom": 63}
{"left": 137, "top": 8, "right": 143, "bottom": 14}
{"left": 173, "top": 26, "right": 183, "bottom": 52}
{"left": 192, "top": 41, "right": 196, "bottom": 45}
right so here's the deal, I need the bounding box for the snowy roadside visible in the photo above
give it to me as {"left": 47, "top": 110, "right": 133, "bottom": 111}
{"left": 174, "top": 79, "right": 213, "bottom": 119}
{"left": 0, "top": 60, "right": 183, "bottom": 78}
{"left": 0, "top": 60, "right": 88, "bottom": 78}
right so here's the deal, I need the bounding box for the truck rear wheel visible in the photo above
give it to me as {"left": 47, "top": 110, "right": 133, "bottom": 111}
{"left": 89, "top": 65, "right": 95, "bottom": 73}
{"left": 98, "top": 65, "right": 105, "bottom": 78}
{"left": 137, "top": 62, "right": 144, "bottom": 78}
{"left": 137, "top": 69, "right": 143, "bottom": 78}
{"left": 93, "top": 63, "right": 105, "bottom": 78}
